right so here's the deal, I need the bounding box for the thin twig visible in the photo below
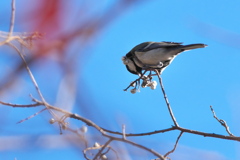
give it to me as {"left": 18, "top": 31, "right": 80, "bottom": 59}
{"left": 8, "top": 0, "right": 15, "bottom": 37}
{"left": 93, "top": 139, "right": 112, "bottom": 160}
{"left": 101, "top": 125, "right": 240, "bottom": 141}
{"left": 66, "top": 127, "right": 88, "bottom": 148}
{"left": 83, "top": 151, "right": 91, "bottom": 160}
{"left": 104, "top": 135, "right": 166, "bottom": 160}
{"left": 16, "top": 108, "right": 47, "bottom": 124}
{"left": 164, "top": 131, "right": 183, "bottom": 157}
{"left": 155, "top": 69, "right": 179, "bottom": 127}
{"left": 210, "top": 106, "right": 234, "bottom": 136}
{"left": 6, "top": 1, "right": 55, "bottom": 118}
{"left": 101, "top": 147, "right": 111, "bottom": 157}
{"left": 123, "top": 70, "right": 148, "bottom": 91}
{"left": 83, "top": 144, "right": 103, "bottom": 160}
{"left": 7, "top": 43, "right": 57, "bottom": 119}
{"left": 102, "top": 127, "right": 176, "bottom": 137}
{"left": 0, "top": 101, "right": 41, "bottom": 107}
{"left": 107, "top": 147, "right": 120, "bottom": 160}
{"left": 83, "top": 141, "right": 116, "bottom": 160}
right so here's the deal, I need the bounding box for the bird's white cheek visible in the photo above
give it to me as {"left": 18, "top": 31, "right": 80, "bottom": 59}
{"left": 127, "top": 61, "right": 137, "bottom": 73}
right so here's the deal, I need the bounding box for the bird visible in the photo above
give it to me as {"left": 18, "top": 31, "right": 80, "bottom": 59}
{"left": 122, "top": 41, "right": 207, "bottom": 76}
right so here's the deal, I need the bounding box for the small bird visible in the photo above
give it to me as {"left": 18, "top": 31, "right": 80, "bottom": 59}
{"left": 122, "top": 41, "right": 207, "bottom": 76}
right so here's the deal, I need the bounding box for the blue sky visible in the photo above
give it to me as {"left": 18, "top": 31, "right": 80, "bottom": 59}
{"left": 0, "top": 0, "right": 240, "bottom": 160}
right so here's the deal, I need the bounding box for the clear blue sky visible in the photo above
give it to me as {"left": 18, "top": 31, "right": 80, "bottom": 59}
{"left": 0, "top": 0, "right": 240, "bottom": 160}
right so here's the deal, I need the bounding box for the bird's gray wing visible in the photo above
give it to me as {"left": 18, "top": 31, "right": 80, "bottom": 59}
{"left": 134, "top": 41, "right": 183, "bottom": 52}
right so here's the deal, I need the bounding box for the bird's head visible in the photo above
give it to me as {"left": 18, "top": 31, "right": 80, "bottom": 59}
{"left": 122, "top": 53, "right": 142, "bottom": 76}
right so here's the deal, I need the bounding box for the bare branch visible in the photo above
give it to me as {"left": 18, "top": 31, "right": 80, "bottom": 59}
{"left": 83, "top": 140, "right": 119, "bottom": 160}
{"left": 164, "top": 131, "right": 183, "bottom": 157}
{"left": 210, "top": 106, "right": 234, "bottom": 136}
{"left": 106, "top": 147, "right": 120, "bottom": 160}
{"left": 100, "top": 147, "right": 111, "bottom": 158}
{"left": 106, "top": 135, "right": 166, "bottom": 160}
{"left": 155, "top": 69, "right": 179, "bottom": 127}
{"left": 66, "top": 127, "right": 88, "bottom": 148}
{"left": 93, "top": 139, "right": 112, "bottom": 160}
{"left": 8, "top": 43, "right": 44, "bottom": 102}
{"left": 16, "top": 108, "right": 47, "bottom": 124}
{"left": 2, "top": 0, "right": 55, "bottom": 120}
{"left": 23, "top": 98, "right": 166, "bottom": 159}
{"left": 103, "top": 127, "right": 176, "bottom": 137}
{"left": 0, "top": 101, "right": 41, "bottom": 107}
{"left": 0, "top": 31, "right": 41, "bottom": 47}
{"left": 6, "top": 43, "right": 58, "bottom": 119}
{"left": 123, "top": 70, "right": 148, "bottom": 91}
{"left": 5, "top": 97, "right": 240, "bottom": 142}
{"left": 8, "top": 0, "right": 15, "bottom": 37}
{"left": 102, "top": 125, "right": 240, "bottom": 141}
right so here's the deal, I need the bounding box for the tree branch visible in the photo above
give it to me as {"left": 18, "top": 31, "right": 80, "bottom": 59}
{"left": 210, "top": 106, "right": 234, "bottom": 136}
{"left": 155, "top": 69, "right": 179, "bottom": 127}
{"left": 7, "top": 43, "right": 58, "bottom": 120}
{"left": 93, "top": 139, "right": 112, "bottom": 160}
{"left": 16, "top": 108, "right": 47, "bottom": 124}
{"left": 8, "top": 0, "right": 15, "bottom": 37}
{"left": 164, "top": 131, "right": 183, "bottom": 157}
{"left": 0, "top": 101, "right": 41, "bottom": 107}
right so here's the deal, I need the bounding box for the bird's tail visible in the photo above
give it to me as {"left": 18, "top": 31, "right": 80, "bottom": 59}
{"left": 181, "top": 43, "right": 207, "bottom": 51}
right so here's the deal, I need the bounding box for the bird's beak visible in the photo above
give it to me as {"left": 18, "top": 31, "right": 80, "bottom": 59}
{"left": 122, "top": 56, "right": 129, "bottom": 65}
